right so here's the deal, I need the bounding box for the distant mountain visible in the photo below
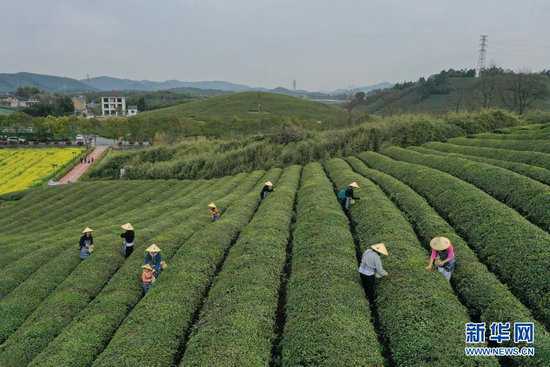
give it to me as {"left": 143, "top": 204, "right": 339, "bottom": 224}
{"left": 327, "top": 82, "right": 393, "bottom": 95}
{"left": 0, "top": 72, "right": 94, "bottom": 93}
{"left": 82, "top": 76, "right": 251, "bottom": 92}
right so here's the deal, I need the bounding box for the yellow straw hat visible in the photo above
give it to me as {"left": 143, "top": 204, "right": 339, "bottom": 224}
{"left": 121, "top": 223, "right": 134, "bottom": 231}
{"left": 208, "top": 203, "right": 217, "bottom": 208}
{"left": 371, "top": 243, "right": 389, "bottom": 256}
{"left": 349, "top": 182, "right": 360, "bottom": 188}
{"left": 141, "top": 264, "right": 153, "bottom": 271}
{"left": 265, "top": 181, "right": 273, "bottom": 187}
{"left": 430, "top": 237, "right": 451, "bottom": 251}
{"left": 82, "top": 227, "right": 94, "bottom": 234}
{"left": 145, "top": 244, "right": 161, "bottom": 253}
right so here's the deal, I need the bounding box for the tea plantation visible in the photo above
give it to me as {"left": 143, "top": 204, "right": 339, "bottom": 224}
{"left": 1, "top": 123, "right": 550, "bottom": 366}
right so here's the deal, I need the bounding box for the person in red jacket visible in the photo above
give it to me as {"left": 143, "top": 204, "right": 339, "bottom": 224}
{"left": 141, "top": 264, "right": 155, "bottom": 293}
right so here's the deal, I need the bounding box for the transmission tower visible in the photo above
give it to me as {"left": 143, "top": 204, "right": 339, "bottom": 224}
{"left": 477, "top": 35, "right": 488, "bottom": 77}
{"left": 293, "top": 79, "right": 296, "bottom": 91}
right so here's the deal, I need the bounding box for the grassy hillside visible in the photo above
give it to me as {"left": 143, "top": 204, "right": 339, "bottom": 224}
{"left": 363, "top": 70, "right": 550, "bottom": 115}
{"left": 2, "top": 124, "right": 550, "bottom": 365}
{"left": 138, "top": 91, "right": 348, "bottom": 121}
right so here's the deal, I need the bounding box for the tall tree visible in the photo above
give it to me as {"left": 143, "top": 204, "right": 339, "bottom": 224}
{"left": 499, "top": 71, "right": 548, "bottom": 114}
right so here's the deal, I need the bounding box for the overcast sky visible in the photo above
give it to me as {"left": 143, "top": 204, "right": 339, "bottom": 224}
{"left": 2, "top": 0, "right": 549, "bottom": 91}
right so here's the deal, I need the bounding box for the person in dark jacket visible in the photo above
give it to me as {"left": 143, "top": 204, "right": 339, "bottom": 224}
{"left": 79, "top": 227, "right": 94, "bottom": 260}
{"left": 260, "top": 181, "right": 274, "bottom": 199}
{"left": 338, "top": 182, "right": 360, "bottom": 211}
{"left": 121, "top": 223, "right": 135, "bottom": 258}
{"left": 144, "top": 244, "right": 163, "bottom": 278}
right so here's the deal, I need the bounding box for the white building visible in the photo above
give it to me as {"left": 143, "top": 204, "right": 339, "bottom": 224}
{"left": 127, "top": 105, "right": 138, "bottom": 116}
{"left": 101, "top": 92, "right": 126, "bottom": 116}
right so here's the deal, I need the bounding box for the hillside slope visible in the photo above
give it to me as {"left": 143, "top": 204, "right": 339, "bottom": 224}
{"left": 137, "top": 91, "right": 347, "bottom": 121}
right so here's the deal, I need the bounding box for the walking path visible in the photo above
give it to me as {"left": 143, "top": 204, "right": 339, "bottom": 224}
{"left": 59, "top": 146, "right": 107, "bottom": 184}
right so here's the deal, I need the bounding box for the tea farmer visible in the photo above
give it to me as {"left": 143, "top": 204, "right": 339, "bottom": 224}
{"left": 209, "top": 203, "right": 220, "bottom": 222}
{"left": 144, "top": 244, "right": 164, "bottom": 277}
{"left": 141, "top": 264, "right": 155, "bottom": 293}
{"left": 359, "top": 243, "right": 389, "bottom": 303}
{"left": 79, "top": 227, "right": 94, "bottom": 260}
{"left": 121, "top": 222, "right": 135, "bottom": 258}
{"left": 426, "top": 236, "right": 456, "bottom": 281}
{"left": 337, "top": 182, "right": 361, "bottom": 211}
{"left": 260, "top": 181, "right": 274, "bottom": 199}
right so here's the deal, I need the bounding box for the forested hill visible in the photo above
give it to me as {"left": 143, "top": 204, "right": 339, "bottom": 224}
{"left": 363, "top": 68, "right": 550, "bottom": 115}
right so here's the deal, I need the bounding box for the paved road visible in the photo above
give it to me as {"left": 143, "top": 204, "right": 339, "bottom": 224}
{"left": 59, "top": 146, "right": 107, "bottom": 184}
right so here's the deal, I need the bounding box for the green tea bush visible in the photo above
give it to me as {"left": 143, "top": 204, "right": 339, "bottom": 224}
{"left": 358, "top": 152, "right": 550, "bottom": 329}
{"left": 280, "top": 163, "right": 384, "bottom": 367}
{"left": 423, "top": 142, "right": 550, "bottom": 171}
{"left": 449, "top": 137, "right": 550, "bottom": 153}
{"left": 91, "top": 169, "right": 282, "bottom": 367}
{"left": 28, "top": 173, "right": 257, "bottom": 367}
{"left": 180, "top": 166, "right": 301, "bottom": 366}
{"left": 409, "top": 146, "right": 550, "bottom": 186}
{"left": 324, "top": 158, "right": 492, "bottom": 366}
{"left": 347, "top": 156, "right": 550, "bottom": 365}
{"left": 382, "top": 146, "right": 550, "bottom": 233}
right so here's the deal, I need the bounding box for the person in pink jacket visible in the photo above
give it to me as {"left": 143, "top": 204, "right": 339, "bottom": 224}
{"left": 426, "top": 236, "right": 456, "bottom": 281}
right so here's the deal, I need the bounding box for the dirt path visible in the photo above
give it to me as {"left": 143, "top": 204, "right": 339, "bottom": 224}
{"left": 59, "top": 146, "right": 107, "bottom": 184}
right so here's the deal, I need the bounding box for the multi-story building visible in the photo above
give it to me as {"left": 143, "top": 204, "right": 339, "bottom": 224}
{"left": 101, "top": 91, "right": 126, "bottom": 116}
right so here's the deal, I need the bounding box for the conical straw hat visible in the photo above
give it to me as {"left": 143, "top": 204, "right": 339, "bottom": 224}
{"left": 349, "top": 182, "right": 359, "bottom": 188}
{"left": 371, "top": 243, "right": 389, "bottom": 256}
{"left": 82, "top": 227, "right": 94, "bottom": 234}
{"left": 430, "top": 237, "right": 451, "bottom": 251}
{"left": 141, "top": 264, "right": 153, "bottom": 271}
{"left": 208, "top": 203, "right": 216, "bottom": 208}
{"left": 121, "top": 223, "right": 134, "bottom": 231}
{"left": 145, "top": 244, "right": 161, "bottom": 253}
{"left": 265, "top": 181, "right": 273, "bottom": 187}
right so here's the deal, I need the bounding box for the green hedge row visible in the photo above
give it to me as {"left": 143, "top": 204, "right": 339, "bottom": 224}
{"left": 0, "top": 180, "right": 207, "bottom": 341}
{"left": 382, "top": 146, "right": 550, "bottom": 233}
{"left": 474, "top": 131, "right": 550, "bottom": 140}
{"left": 449, "top": 137, "right": 550, "bottom": 154}
{"left": 347, "top": 156, "right": 550, "bottom": 365}
{"left": 180, "top": 165, "right": 301, "bottom": 366}
{"left": 409, "top": 146, "right": 550, "bottom": 186}
{"left": 358, "top": 152, "right": 550, "bottom": 329}
{"left": 324, "top": 158, "right": 493, "bottom": 366}
{"left": 0, "top": 181, "right": 185, "bottom": 296}
{"left": 279, "top": 163, "right": 384, "bottom": 367}
{"left": 423, "top": 142, "right": 550, "bottom": 171}
{"left": 0, "top": 177, "right": 241, "bottom": 365}
{"left": 91, "top": 169, "right": 282, "bottom": 367}
{"left": 27, "top": 172, "right": 259, "bottom": 367}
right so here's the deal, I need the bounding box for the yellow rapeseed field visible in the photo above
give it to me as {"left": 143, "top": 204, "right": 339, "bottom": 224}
{"left": 0, "top": 148, "right": 85, "bottom": 194}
